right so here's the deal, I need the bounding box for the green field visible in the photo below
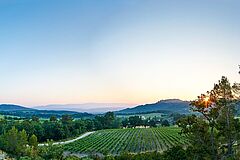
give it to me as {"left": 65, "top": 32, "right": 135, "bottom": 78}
{"left": 64, "top": 127, "right": 188, "bottom": 155}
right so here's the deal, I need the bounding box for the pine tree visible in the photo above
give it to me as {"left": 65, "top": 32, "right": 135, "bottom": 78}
{"left": 178, "top": 76, "right": 240, "bottom": 159}
{"left": 17, "top": 129, "right": 28, "bottom": 156}
{"left": 6, "top": 126, "right": 18, "bottom": 155}
{"left": 29, "top": 134, "right": 38, "bottom": 149}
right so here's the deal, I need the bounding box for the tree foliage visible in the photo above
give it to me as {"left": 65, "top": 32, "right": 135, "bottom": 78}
{"left": 177, "top": 76, "right": 240, "bottom": 159}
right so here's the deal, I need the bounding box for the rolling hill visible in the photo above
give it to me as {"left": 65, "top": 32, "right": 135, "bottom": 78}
{"left": 116, "top": 99, "right": 190, "bottom": 114}
{"left": 0, "top": 104, "right": 94, "bottom": 119}
{"left": 0, "top": 104, "right": 34, "bottom": 111}
{"left": 34, "top": 103, "right": 136, "bottom": 114}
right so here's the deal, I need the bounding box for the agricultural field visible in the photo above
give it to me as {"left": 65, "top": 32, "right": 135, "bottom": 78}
{"left": 64, "top": 127, "right": 188, "bottom": 155}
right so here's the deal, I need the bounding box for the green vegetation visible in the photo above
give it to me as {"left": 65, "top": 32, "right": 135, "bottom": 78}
{"left": 116, "top": 99, "right": 190, "bottom": 114}
{"left": 0, "top": 109, "right": 94, "bottom": 119}
{"left": 177, "top": 76, "right": 240, "bottom": 159}
{"left": 64, "top": 127, "right": 188, "bottom": 154}
{"left": 0, "top": 115, "right": 94, "bottom": 143}
{"left": 117, "top": 112, "right": 167, "bottom": 119}
{"left": 0, "top": 69, "right": 238, "bottom": 159}
{"left": 0, "top": 125, "right": 64, "bottom": 159}
{"left": 101, "top": 146, "right": 188, "bottom": 160}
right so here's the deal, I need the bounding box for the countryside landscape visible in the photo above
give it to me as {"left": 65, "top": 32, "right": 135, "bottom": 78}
{"left": 0, "top": 0, "right": 240, "bottom": 160}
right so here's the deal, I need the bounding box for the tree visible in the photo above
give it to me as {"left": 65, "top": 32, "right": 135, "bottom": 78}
{"left": 29, "top": 134, "right": 38, "bottom": 149}
{"left": 149, "top": 119, "right": 157, "bottom": 127}
{"left": 178, "top": 115, "right": 213, "bottom": 159}
{"left": 122, "top": 118, "right": 129, "bottom": 128}
{"left": 212, "top": 77, "right": 240, "bottom": 158}
{"left": 128, "top": 116, "right": 143, "bottom": 127}
{"left": 50, "top": 116, "right": 57, "bottom": 122}
{"left": 61, "top": 114, "right": 73, "bottom": 124}
{"left": 32, "top": 116, "right": 39, "bottom": 122}
{"left": 0, "top": 127, "right": 29, "bottom": 157}
{"left": 190, "top": 93, "right": 219, "bottom": 160}
{"left": 85, "top": 119, "right": 95, "bottom": 131}
{"left": 161, "top": 119, "right": 170, "bottom": 127}
{"left": 19, "top": 120, "right": 35, "bottom": 136}
{"left": 112, "top": 118, "right": 122, "bottom": 129}
{"left": 32, "top": 122, "right": 44, "bottom": 142}
{"left": 38, "top": 140, "right": 63, "bottom": 160}
{"left": 94, "top": 112, "right": 116, "bottom": 129}
{"left": 172, "top": 113, "right": 186, "bottom": 123}
{"left": 104, "top": 112, "right": 115, "bottom": 129}
{"left": 178, "top": 76, "right": 240, "bottom": 159}
{"left": 18, "top": 129, "right": 28, "bottom": 155}
{"left": 5, "top": 126, "right": 18, "bottom": 154}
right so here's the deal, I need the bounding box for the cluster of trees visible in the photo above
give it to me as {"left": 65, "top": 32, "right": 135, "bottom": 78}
{"left": 170, "top": 113, "right": 186, "bottom": 123}
{"left": 0, "top": 110, "right": 93, "bottom": 119}
{"left": 177, "top": 76, "right": 240, "bottom": 159}
{"left": 0, "top": 126, "right": 64, "bottom": 159}
{"left": 3, "top": 116, "right": 28, "bottom": 121}
{"left": 0, "top": 126, "right": 37, "bottom": 157}
{"left": 94, "top": 112, "right": 122, "bottom": 130}
{"left": 0, "top": 115, "right": 94, "bottom": 143}
{"left": 0, "top": 111, "right": 130, "bottom": 159}
{"left": 0, "top": 112, "right": 124, "bottom": 144}
{"left": 122, "top": 115, "right": 170, "bottom": 128}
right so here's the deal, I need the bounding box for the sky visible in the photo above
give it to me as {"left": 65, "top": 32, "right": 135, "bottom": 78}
{"left": 0, "top": 0, "right": 239, "bottom": 107}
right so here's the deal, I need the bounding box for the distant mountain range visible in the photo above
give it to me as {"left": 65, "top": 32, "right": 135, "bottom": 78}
{"left": 0, "top": 104, "right": 34, "bottom": 111}
{"left": 34, "top": 103, "right": 136, "bottom": 114}
{"left": 0, "top": 104, "right": 93, "bottom": 118}
{"left": 116, "top": 99, "right": 190, "bottom": 114}
{"left": 0, "top": 100, "right": 190, "bottom": 115}
{"left": 0, "top": 99, "right": 239, "bottom": 118}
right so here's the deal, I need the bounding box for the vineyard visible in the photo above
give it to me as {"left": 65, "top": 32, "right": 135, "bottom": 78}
{"left": 64, "top": 127, "right": 188, "bottom": 155}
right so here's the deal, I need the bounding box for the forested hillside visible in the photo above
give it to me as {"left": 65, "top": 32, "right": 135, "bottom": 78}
{"left": 116, "top": 99, "right": 190, "bottom": 114}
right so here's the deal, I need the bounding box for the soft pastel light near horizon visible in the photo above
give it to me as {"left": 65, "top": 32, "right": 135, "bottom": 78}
{"left": 0, "top": 0, "right": 239, "bottom": 107}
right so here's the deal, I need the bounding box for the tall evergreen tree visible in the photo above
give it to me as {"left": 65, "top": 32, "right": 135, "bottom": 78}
{"left": 29, "top": 134, "right": 38, "bottom": 149}
{"left": 178, "top": 76, "right": 240, "bottom": 159}
{"left": 17, "top": 129, "right": 28, "bottom": 156}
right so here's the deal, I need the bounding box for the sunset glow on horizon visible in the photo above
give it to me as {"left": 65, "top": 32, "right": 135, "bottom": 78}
{"left": 0, "top": 0, "right": 239, "bottom": 107}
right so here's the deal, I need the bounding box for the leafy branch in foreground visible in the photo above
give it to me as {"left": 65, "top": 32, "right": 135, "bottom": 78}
{"left": 177, "top": 76, "right": 240, "bottom": 160}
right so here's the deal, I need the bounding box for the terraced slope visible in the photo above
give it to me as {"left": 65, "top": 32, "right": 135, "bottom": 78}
{"left": 64, "top": 127, "right": 188, "bottom": 154}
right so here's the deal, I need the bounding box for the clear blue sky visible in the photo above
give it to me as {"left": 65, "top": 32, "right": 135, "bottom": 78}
{"left": 0, "top": 0, "right": 239, "bottom": 106}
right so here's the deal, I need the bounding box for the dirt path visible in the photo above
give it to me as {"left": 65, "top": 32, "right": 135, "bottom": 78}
{"left": 38, "top": 131, "right": 95, "bottom": 146}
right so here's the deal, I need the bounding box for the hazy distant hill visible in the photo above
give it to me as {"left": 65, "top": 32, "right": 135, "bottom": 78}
{"left": 0, "top": 104, "right": 34, "bottom": 111}
{"left": 0, "top": 104, "right": 93, "bottom": 118}
{"left": 34, "top": 103, "right": 136, "bottom": 114}
{"left": 116, "top": 99, "right": 190, "bottom": 114}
